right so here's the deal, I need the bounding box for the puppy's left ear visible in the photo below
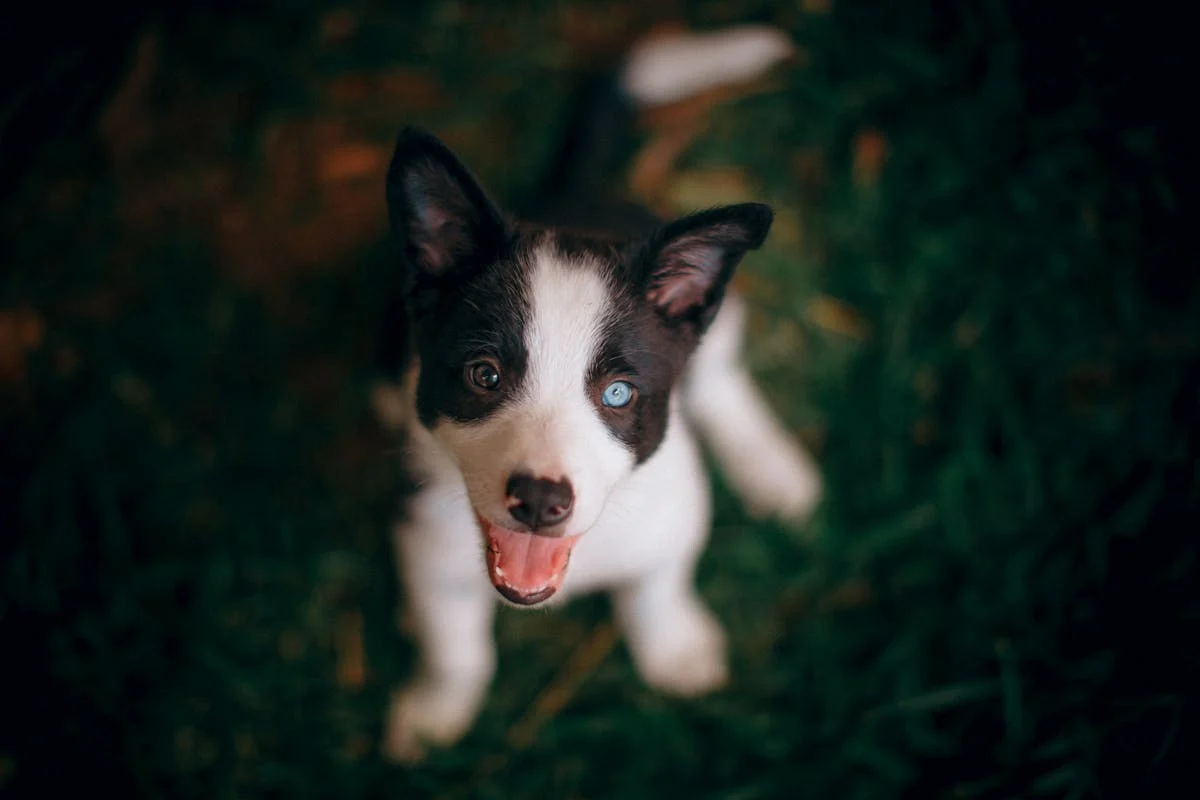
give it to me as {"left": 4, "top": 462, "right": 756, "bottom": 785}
{"left": 386, "top": 127, "right": 508, "bottom": 287}
{"left": 638, "top": 203, "right": 773, "bottom": 326}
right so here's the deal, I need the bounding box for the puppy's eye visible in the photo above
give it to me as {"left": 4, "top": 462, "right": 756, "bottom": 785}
{"left": 467, "top": 360, "right": 501, "bottom": 391}
{"left": 601, "top": 380, "right": 635, "bottom": 408}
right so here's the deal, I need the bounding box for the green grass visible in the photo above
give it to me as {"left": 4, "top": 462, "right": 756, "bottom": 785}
{"left": 2, "top": 1, "right": 1195, "bottom": 798}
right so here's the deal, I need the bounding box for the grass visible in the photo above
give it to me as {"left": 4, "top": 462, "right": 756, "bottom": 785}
{"left": 2, "top": 1, "right": 1195, "bottom": 798}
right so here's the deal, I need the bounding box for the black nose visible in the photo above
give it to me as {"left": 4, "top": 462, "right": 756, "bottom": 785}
{"left": 505, "top": 473, "right": 574, "bottom": 531}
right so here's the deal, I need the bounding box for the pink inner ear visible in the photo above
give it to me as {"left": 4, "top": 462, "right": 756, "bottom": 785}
{"left": 412, "top": 210, "right": 456, "bottom": 275}
{"left": 415, "top": 237, "right": 451, "bottom": 276}
{"left": 648, "top": 272, "right": 707, "bottom": 316}
{"left": 412, "top": 204, "right": 479, "bottom": 279}
{"left": 405, "top": 167, "right": 474, "bottom": 277}
{"left": 648, "top": 242, "right": 724, "bottom": 316}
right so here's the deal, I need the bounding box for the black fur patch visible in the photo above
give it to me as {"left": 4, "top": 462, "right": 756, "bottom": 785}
{"left": 587, "top": 293, "right": 689, "bottom": 463}
{"left": 410, "top": 246, "right": 532, "bottom": 427}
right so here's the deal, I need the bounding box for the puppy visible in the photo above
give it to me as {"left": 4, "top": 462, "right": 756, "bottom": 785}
{"left": 373, "top": 25, "right": 823, "bottom": 763}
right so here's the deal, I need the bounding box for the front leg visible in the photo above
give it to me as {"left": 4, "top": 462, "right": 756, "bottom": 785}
{"left": 682, "top": 294, "right": 823, "bottom": 523}
{"left": 613, "top": 559, "right": 728, "bottom": 697}
{"left": 382, "top": 502, "right": 497, "bottom": 763}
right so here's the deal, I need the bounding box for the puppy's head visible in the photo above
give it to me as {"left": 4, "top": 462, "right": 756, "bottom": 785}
{"left": 386, "top": 127, "right": 772, "bottom": 606}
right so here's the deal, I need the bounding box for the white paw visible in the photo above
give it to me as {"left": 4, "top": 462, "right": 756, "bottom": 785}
{"left": 633, "top": 605, "right": 729, "bottom": 697}
{"left": 381, "top": 675, "right": 485, "bottom": 764}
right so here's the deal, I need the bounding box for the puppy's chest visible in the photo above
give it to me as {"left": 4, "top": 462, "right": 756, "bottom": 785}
{"left": 561, "top": 424, "right": 712, "bottom": 594}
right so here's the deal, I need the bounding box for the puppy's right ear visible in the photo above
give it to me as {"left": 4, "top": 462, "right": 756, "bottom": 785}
{"left": 386, "top": 127, "right": 507, "bottom": 285}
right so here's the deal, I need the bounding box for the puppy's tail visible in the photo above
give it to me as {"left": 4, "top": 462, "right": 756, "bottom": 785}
{"left": 531, "top": 25, "right": 796, "bottom": 209}
{"left": 620, "top": 24, "right": 795, "bottom": 107}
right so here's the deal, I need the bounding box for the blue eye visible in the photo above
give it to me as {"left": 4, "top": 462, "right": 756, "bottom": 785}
{"left": 602, "top": 380, "right": 634, "bottom": 408}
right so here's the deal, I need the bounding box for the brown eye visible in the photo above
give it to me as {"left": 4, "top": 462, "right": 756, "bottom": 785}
{"left": 467, "top": 360, "right": 501, "bottom": 391}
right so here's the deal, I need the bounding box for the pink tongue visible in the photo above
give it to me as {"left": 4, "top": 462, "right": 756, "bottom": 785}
{"left": 484, "top": 523, "right": 576, "bottom": 597}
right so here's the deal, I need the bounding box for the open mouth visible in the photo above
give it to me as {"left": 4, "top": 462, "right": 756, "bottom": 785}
{"left": 476, "top": 514, "right": 579, "bottom": 606}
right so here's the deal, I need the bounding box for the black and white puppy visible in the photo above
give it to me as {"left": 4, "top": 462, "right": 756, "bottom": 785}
{"left": 374, "top": 25, "right": 822, "bottom": 762}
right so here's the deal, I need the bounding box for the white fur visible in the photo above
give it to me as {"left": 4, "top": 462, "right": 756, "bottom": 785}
{"left": 621, "top": 25, "right": 795, "bottom": 107}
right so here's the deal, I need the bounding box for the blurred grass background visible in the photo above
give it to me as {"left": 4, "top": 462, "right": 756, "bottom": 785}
{"left": 1, "top": 1, "right": 1195, "bottom": 798}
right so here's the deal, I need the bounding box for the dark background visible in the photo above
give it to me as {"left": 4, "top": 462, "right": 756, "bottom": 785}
{"left": 2, "top": 1, "right": 1195, "bottom": 797}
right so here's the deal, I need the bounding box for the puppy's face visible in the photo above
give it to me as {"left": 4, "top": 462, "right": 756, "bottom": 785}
{"left": 386, "top": 128, "right": 772, "bottom": 605}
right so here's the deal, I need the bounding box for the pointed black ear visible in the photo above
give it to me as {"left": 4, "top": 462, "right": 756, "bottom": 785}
{"left": 386, "top": 127, "right": 507, "bottom": 283}
{"left": 640, "top": 203, "right": 773, "bottom": 323}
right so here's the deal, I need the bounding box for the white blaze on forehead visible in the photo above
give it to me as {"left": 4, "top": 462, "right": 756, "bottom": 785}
{"left": 522, "top": 242, "right": 612, "bottom": 411}
{"left": 505, "top": 241, "right": 635, "bottom": 527}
